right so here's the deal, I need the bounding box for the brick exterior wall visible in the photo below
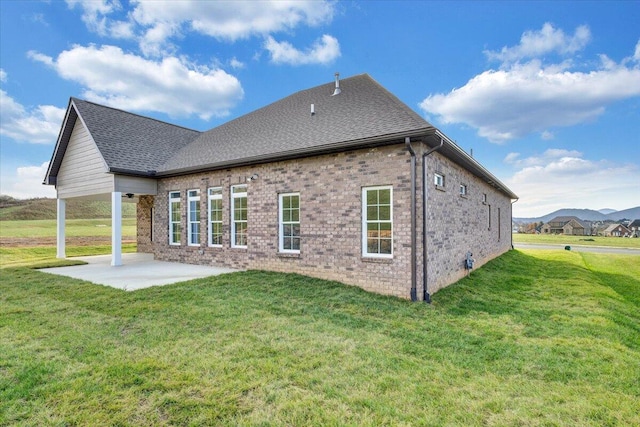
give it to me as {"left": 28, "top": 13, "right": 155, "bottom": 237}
{"left": 139, "top": 143, "right": 513, "bottom": 299}
{"left": 424, "top": 149, "right": 513, "bottom": 294}
{"left": 136, "top": 195, "right": 154, "bottom": 253}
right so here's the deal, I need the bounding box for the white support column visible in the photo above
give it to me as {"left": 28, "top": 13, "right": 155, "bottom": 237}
{"left": 56, "top": 198, "right": 66, "bottom": 259}
{"left": 111, "top": 192, "right": 122, "bottom": 266}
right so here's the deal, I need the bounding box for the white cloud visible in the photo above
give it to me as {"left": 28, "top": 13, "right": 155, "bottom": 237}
{"left": 420, "top": 28, "right": 640, "bottom": 143}
{"left": 505, "top": 148, "right": 583, "bottom": 167}
{"left": 133, "top": 0, "right": 334, "bottom": 40}
{"left": 541, "top": 130, "right": 554, "bottom": 140}
{"left": 26, "top": 51, "right": 54, "bottom": 67}
{"left": 0, "top": 79, "right": 65, "bottom": 144}
{"left": 31, "top": 13, "right": 49, "bottom": 26}
{"left": 68, "top": 0, "right": 336, "bottom": 57}
{"left": 138, "top": 21, "right": 180, "bottom": 57}
{"left": 229, "top": 57, "right": 245, "bottom": 69}
{"left": 265, "top": 34, "right": 340, "bottom": 65}
{"left": 0, "top": 162, "right": 56, "bottom": 199}
{"left": 30, "top": 44, "right": 244, "bottom": 120}
{"left": 485, "top": 23, "right": 591, "bottom": 64}
{"left": 506, "top": 150, "right": 640, "bottom": 217}
{"left": 66, "top": 0, "right": 122, "bottom": 36}
{"left": 109, "top": 20, "right": 135, "bottom": 39}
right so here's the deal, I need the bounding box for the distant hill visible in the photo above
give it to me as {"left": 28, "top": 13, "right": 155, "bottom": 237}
{"left": 514, "top": 206, "right": 640, "bottom": 224}
{"left": 609, "top": 206, "right": 640, "bottom": 221}
{"left": 0, "top": 195, "right": 136, "bottom": 221}
{"left": 598, "top": 208, "right": 617, "bottom": 215}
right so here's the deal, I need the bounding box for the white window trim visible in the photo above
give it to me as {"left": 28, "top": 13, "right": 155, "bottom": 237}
{"left": 362, "top": 185, "right": 393, "bottom": 258}
{"left": 434, "top": 173, "right": 444, "bottom": 188}
{"left": 169, "top": 191, "right": 181, "bottom": 246}
{"left": 187, "top": 189, "right": 200, "bottom": 246}
{"left": 208, "top": 187, "right": 223, "bottom": 247}
{"left": 231, "top": 184, "right": 248, "bottom": 248}
{"left": 279, "top": 192, "right": 301, "bottom": 254}
{"left": 459, "top": 184, "right": 468, "bottom": 196}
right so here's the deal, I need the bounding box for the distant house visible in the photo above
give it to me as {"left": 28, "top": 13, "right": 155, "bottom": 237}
{"left": 43, "top": 73, "right": 518, "bottom": 301}
{"left": 628, "top": 219, "right": 640, "bottom": 238}
{"left": 603, "top": 223, "right": 631, "bottom": 237}
{"left": 541, "top": 216, "right": 591, "bottom": 236}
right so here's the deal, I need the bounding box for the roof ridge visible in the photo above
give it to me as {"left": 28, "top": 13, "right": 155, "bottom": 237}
{"left": 71, "top": 97, "right": 201, "bottom": 133}
{"left": 362, "top": 74, "right": 432, "bottom": 126}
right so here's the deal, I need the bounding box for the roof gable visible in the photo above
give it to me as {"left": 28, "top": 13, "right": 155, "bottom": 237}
{"left": 547, "top": 216, "right": 590, "bottom": 228}
{"left": 45, "top": 98, "right": 200, "bottom": 183}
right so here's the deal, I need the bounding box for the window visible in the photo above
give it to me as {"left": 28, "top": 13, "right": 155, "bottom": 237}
{"left": 362, "top": 186, "right": 393, "bottom": 257}
{"left": 208, "top": 187, "right": 223, "bottom": 247}
{"left": 434, "top": 173, "right": 444, "bottom": 187}
{"left": 488, "top": 204, "right": 492, "bottom": 231}
{"left": 482, "top": 193, "right": 487, "bottom": 204}
{"left": 498, "top": 207, "right": 501, "bottom": 240}
{"left": 279, "top": 193, "right": 300, "bottom": 253}
{"left": 187, "top": 189, "right": 200, "bottom": 246}
{"left": 169, "top": 191, "right": 181, "bottom": 245}
{"left": 231, "top": 185, "right": 247, "bottom": 248}
{"left": 459, "top": 184, "right": 467, "bottom": 196}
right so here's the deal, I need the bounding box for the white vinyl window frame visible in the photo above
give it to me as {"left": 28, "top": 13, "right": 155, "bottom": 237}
{"left": 231, "top": 184, "right": 248, "bottom": 248}
{"left": 459, "top": 184, "right": 468, "bottom": 196}
{"left": 169, "top": 191, "right": 181, "bottom": 246}
{"left": 362, "top": 185, "right": 393, "bottom": 258}
{"left": 208, "top": 187, "right": 223, "bottom": 247}
{"left": 434, "top": 172, "right": 444, "bottom": 187}
{"left": 187, "top": 189, "right": 200, "bottom": 246}
{"left": 279, "top": 192, "right": 300, "bottom": 253}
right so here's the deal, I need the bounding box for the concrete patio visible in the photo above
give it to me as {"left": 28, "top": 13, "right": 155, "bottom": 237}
{"left": 42, "top": 253, "right": 238, "bottom": 291}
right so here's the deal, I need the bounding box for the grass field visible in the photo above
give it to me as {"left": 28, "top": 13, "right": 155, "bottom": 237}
{"left": 513, "top": 232, "right": 640, "bottom": 248}
{"left": 0, "top": 218, "right": 137, "bottom": 239}
{"left": 1, "top": 249, "right": 638, "bottom": 426}
{"left": 0, "top": 244, "right": 138, "bottom": 269}
{"left": 0, "top": 197, "right": 136, "bottom": 221}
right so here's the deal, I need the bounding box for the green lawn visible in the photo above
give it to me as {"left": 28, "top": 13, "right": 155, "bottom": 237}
{"left": 0, "top": 218, "right": 137, "bottom": 238}
{"left": 1, "top": 249, "right": 639, "bottom": 426}
{"left": 0, "top": 244, "right": 138, "bottom": 269}
{"left": 513, "top": 232, "right": 640, "bottom": 248}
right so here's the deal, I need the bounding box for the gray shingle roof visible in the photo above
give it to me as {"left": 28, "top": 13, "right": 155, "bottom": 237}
{"left": 547, "top": 216, "right": 590, "bottom": 228}
{"left": 46, "top": 98, "right": 200, "bottom": 181}
{"left": 160, "top": 74, "right": 433, "bottom": 173}
{"left": 45, "top": 73, "right": 517, "bottom": 199}
{"left": 72, "top": 98, "right": 201, "bottom": 174}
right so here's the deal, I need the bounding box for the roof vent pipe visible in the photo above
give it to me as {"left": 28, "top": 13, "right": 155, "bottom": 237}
{"left": 332, "top": 72, "right": 341, "bottom": 96}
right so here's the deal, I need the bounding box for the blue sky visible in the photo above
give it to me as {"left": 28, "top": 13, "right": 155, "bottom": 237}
{"left": 1, "top": 0, "right": 639, "bottom": 218}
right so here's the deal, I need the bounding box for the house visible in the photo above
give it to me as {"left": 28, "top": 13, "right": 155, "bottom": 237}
{"left": 541, "top": 216, "right": 591, "bottom": 236}
{"left": 44, "top": 73, "right": 518, "bottom": 301}
{"left": 603, "top": 223, "right": 631, "bottom": 237}
{"left": 628, "top": 219, "right": 640, "bottom": 237}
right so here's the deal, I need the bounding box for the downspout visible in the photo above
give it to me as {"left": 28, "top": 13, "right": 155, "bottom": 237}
{"left": 405, "top": 137, "right": 418, "bottom": 301}
{"left": 422, "top": 133, "right": 444, "bottom": 303}
{"left": 511, "top": 197, "right": 519, "bottom": 249}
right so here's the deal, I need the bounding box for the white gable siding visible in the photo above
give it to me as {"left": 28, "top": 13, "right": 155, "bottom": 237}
{"left": 57, "top": 119, "right": 114, "bottom": 199}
